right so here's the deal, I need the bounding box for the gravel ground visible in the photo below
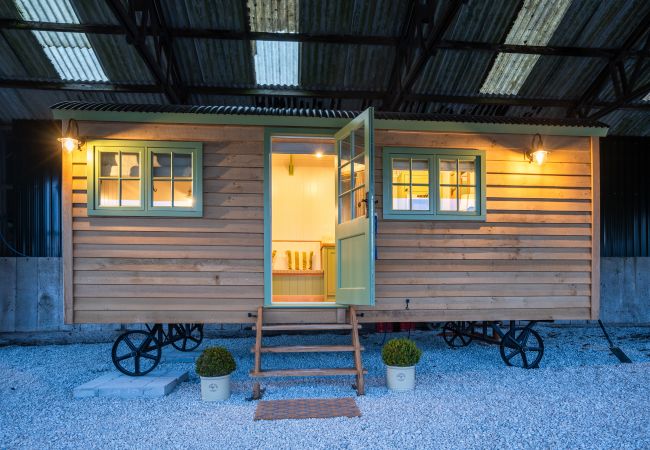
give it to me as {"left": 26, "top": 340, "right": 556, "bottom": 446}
{"left": 1, "top": 324, "right": 650, "bottom": 449}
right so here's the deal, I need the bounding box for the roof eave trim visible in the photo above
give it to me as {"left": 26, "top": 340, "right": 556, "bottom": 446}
{"left": 51, "top": 109, "right": 609, "bottom": 137}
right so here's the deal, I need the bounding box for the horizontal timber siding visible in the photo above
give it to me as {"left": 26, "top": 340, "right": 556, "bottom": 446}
{"left": 372, "top": 130, "right": 595, "bottom": 322}
{"left": 66, "top": 123, "right": 595, "bottom": 323}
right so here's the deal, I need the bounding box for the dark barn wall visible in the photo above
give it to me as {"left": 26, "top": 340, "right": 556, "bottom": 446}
{"left": 600, "top": 136, "right": 650, "bottom": 322}
{"left": 1, "top": 121, "right": 62, "bottom": 257}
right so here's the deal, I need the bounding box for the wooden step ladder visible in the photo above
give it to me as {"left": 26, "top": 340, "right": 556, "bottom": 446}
{"left": 249, "top": 305, "right": 365, "bottom": 399}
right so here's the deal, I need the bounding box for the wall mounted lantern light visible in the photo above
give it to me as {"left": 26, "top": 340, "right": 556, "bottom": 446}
{"left": 58, "top": 118, "right": 82, "bottom": 152}
{"left": 526, "top": 133, "right": 549, "bottom": 165}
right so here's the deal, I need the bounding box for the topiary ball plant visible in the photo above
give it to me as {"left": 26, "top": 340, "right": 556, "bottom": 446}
{"left": 381, "top": 338, "right": 422, "bottom": 367}
{"left": 195, "top": 346, "right": 236, "bottom": 378}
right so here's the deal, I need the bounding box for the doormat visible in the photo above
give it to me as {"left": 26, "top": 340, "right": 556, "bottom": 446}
{"left": 254, "top": 398, "right": 361, "bottom": 421}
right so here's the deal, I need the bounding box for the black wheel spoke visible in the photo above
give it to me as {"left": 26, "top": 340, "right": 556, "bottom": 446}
{"left": 188, "top": 336, "right": 200, "bottom": 344}
{"left": 140, "top": 353, "right": 157, "bottom": 361}
{"left": 134, "top": 355, "right": 141, "bottom": 374}
{"left": 505, "top": 348, "right": 520, "bottom": 361}
{"left": 182, "top": 339, "right": 187, "bottom": 351}
{"left": 124, "top": 336, "right": 137, "bottom": 352}
{"left": 115, "top": 353, "right": 132, "bottom": 362}
{"left": 521, "top": 351, "right": 529, "bottom": 368}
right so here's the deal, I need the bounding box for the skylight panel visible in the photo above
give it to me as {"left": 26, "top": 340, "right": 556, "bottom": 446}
{"left": 480, "top": 0, "right": 572, "bottom": 95}
{"left": 14, "top": 0, "right": 109, "bottom": 82}
{"left": 248, "top": 0, "right": 299, "bottom": 86}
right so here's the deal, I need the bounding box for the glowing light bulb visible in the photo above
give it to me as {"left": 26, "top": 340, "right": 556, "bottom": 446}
{"left": 531, "top": 149, "right": 548, "bottom": 165}
{"left": 58, "top": 137, "right": 79, "bottom": 152}
{"left": 315, "top": 150, "right": 323, "bottom": 158}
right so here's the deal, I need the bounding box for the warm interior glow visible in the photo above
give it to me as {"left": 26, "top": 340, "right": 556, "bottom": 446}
{"left": 531, "top": 149, "right": 549, "bottom": 165}
{"left": 58, "top": 137, "right": 79, "bottom": 152}
{"left": 315, "top": 149, "right": 323, "bottom": 158}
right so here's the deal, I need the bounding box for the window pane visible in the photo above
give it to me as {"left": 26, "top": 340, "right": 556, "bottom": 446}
{"left": 353, "top": 126, "right": 364, "bottom": 158}
{"left": 459, "top": 186, "right": 476, "bottom": 212}
{"left": 121, "top": 153, "right": 140, "bottom": 178}
{"left": 98, "top": 179, "right": 119, "bottom": 206}
{"left": 339, "top": 193, "right": 351, "bottom": 223}
{"left": 100, "top": 152, "right": 119, "bottom": 177}
{"left": 439, "top": 159, "right": 457, "bottom": 185}
{"left": 412, "top": 159, "right": 429, "bottom": 184}
{"left": 153, "top": 180, "right": 172, "bottom": 207}
{"left": 121, "top": 180, "right": 141, "bottom": 207}
{"left": 354, "top": 187, "right": 366, "bottom": 218}
{"left": 392, "top": 185, "right": 410, "bottom": 210}
{"left": 173, "top": 154, "right": 192, "bottom": 178}
{"left": 459, "top": 160, "right": 476, "bottom": 185}
{"left": 439, "top": 185, "right": 458, "bottom": 211}
{"left": 392, "top": 159, "right": 409, "bottom": 184}
{"left": 411, "top": 185, "right": 429, "bottom": 211}
{"left": 339, "top": 135, "right": 351, "bottom": 166}
{"left": 340, "top": 163, "right": 351, "bottom": 193}
{"left": 354, "top": 160, "right": 365, "bottom": 189}
{"left": 173, "top": 181, "right": 193, "bottom": 207}
{"left": 152, "top": 153, "right": 171, "bottom": 178}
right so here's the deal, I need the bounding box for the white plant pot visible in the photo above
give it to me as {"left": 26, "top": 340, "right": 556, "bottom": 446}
{"left": 385, "top": 364, "right": 416, "bottom": 391}
{"left": 200, "top": 374, "right": 231, "bottom": 401}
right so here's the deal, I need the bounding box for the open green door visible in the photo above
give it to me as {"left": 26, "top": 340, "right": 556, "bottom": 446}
{"left": 335, "top": 108, "right": 375, "bottom": 306}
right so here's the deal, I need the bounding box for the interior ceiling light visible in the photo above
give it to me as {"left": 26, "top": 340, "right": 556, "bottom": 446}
{"left": 480, "top": 0, "right": 572, "bottom": 95}
{"left": 248, "top": 0, "right": 299, "bottom": 86}
{"left": 14, "top": 0, "right": 109, "bottom": 82}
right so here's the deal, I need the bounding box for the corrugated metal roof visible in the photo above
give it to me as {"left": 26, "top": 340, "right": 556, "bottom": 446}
{"left": 49, "top": 101, "right": 607, "bottom": 129}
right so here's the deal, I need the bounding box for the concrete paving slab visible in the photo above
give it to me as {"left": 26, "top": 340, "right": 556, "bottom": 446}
{"left": 73, "top": 369, "right": 188, "bottom": 399}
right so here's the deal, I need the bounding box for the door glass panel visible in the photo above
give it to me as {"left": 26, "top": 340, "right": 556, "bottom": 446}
{"left": 153, "top": 180, "right": 172, "bottom": 206}
{"left": 121, "top": 180, "right": 141, "bottom": 206}
{"left": 121, "top": 153, "right": 140, "bottom": 178}
{"left": 353, "top": 160, "right": 365, "bottom": 188}
{"left": 439, "top": 159, "right": 457, "bottom": 185}
{"left": 339, "top": 135, "right": 351, "bottom": 166}
{"left": 459, "top": 186, "right": 476, "bottom": 212}
{"left": 392, "top": 185, "right": 410, "bottom": 210}
{"left": 439, "top": 185, "right": 458, "bottom": 211}
{"left": 98, "top": 179, "right": 119, "bottom": 206}
{"left": 459, "top": 160, "right": 475, "bottom": 185}
{"left": 340, "top": 192, "right": 351, "bottom": 223}
{"left": 152, "top": 153, "right": 171, "bottom": 178}
{"left": 173, "top": 154, "right": 192, "bottom": 177}
{"left": 173, "top": 181, "right": 193, "bottom": 207}
{"left": 353, "top": 125, "right": 365, "bottom": 159}
{"left": 392, "top": 159, "right": 409, "bottom": 183}
{"left": 354, "top": 187, "right": 365, "bottom": 218}
{"left": 411, "top": 185, "right": 429, "bottom": 211}
{"left": 100, "top": 152, "right": 119, "bottom": 177}
{"left": 340, "top": 163, "right": 352, "bottom": 193}
{"left": 412, "top": 159, "right": 429, "bottom": 184}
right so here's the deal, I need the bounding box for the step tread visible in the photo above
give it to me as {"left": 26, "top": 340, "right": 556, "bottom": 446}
{"left": 250, "top": 368, "right": 367, "bottom": 378}
{"left": 252, "top": 324, "right": 360, "bottom": 331}
{"left": 251, "top": 345, "right": 364, "bottom": 353}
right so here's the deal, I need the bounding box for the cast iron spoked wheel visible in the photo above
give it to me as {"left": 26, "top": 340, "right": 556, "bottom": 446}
{"left": 170, "top": 323, "right": 204, "bottom": 352}
{"left": 499, "top": 327, "right": 544, "bottom": 369}
{"left": 442, "top": 321, "right": 473, "bottom": 348}
{"left": 111, "top": 330, "right": 162, "bottom": 376}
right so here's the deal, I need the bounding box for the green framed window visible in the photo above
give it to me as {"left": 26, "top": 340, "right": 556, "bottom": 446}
{"left": 382, "top": 147, "right": 486, "bottom": 221}
{"left": 87, "top": 140, "right": 202, "bottom": 217}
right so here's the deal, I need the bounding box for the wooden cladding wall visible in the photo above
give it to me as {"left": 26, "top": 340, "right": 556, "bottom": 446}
{"left": 68, "top": 123, "right": 266, "bottom": 324}
{"left": 371, "top": 130, "right": 596, "bottom": 322}
{"left": 65, "top": 122, "right": 596, "bottom": 324}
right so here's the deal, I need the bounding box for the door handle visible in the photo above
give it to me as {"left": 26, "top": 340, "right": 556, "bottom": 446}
{"left": 357, "top": 197, "right": 369, "bottom": 218}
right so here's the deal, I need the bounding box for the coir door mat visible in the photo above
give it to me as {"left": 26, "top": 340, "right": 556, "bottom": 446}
{"left": 254, "top": 397, "right": 361, "bottom": 421}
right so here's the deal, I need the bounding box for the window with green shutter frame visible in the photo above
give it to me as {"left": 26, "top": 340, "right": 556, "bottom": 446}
{"left": 87, "top": 140, "right": 203, "bottom": 217}
{"left": 382, "top": 147, "right": 486, "bottom": 221}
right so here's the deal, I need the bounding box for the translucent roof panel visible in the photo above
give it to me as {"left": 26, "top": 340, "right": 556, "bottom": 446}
{"left": 253, "top": 40, "right": 299, "bottom": 86}
{"left": 480, "top": 0, "right": 572, "bottom": 95}
{"left": 14, "top": 0, "right": 109, "bottom": 82}
{"left": 248, "top": 0, "right": 299, "bottom": 86}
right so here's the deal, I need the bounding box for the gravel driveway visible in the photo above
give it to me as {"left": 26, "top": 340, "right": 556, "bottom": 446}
{"left": 1, "top": 324, "right": 650, "bottom": 449}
